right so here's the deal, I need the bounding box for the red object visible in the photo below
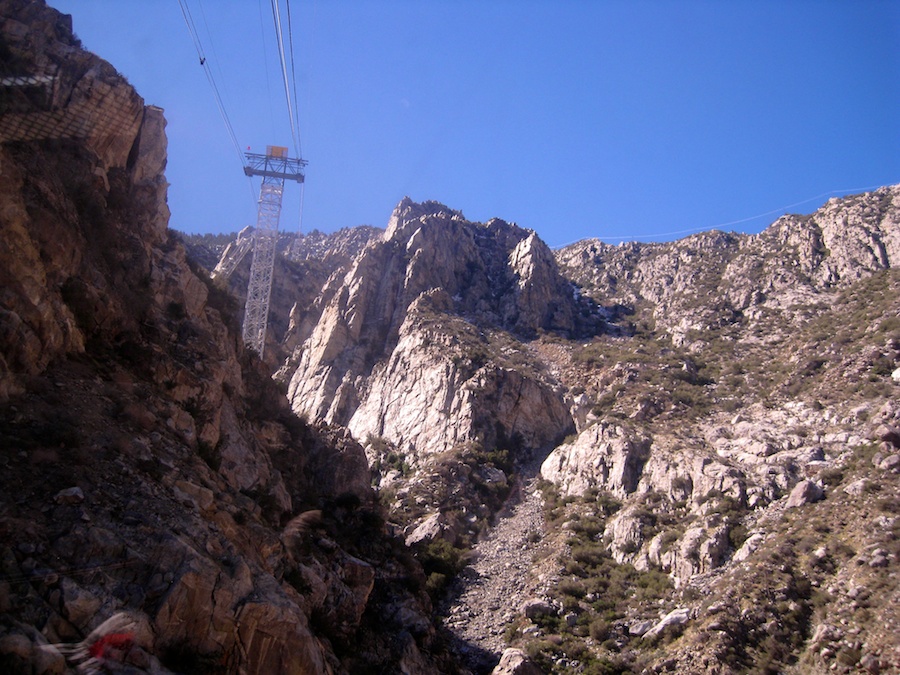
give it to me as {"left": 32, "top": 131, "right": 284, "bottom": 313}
{"left": 88, "top": 632, "right": 135, "bottom": 661}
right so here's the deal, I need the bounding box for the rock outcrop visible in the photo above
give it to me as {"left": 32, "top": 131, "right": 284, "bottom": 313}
{"left": 282, "top": 198, "right": 593, "bottom": 459}
{"left": 540, "top": 422, "right": 651, "bottom": 497}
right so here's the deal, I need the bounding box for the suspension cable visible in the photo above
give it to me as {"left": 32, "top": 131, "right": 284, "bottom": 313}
{"left": 176, "top": 0, "right": 244, "bottom": 168}
{"left": 258, "top": 0, "right": 277, "bottom": 137}
{"left": 270, "top": 0, "right": 301, "bottom": 157}
{"left": 285, "top": 0, "right": 303, "bottom": 159}
{"left": 551, "top": 183, "right": 892, "bottom": 248}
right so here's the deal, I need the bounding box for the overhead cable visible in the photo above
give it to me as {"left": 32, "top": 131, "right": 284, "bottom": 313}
{"left": 258, "top": 0, "right": 277, "bottom": 136}
{"left": 176, "top": 0, "right": 247, "bottom": 171}
{"left": 285, "top": 0, "right": 303, "bottom": 158}
{"left": 270, "top": 0, "right": 301, "bottom": 157}
{"left": 551, "top": 183, "right": 891, "bottom": 248}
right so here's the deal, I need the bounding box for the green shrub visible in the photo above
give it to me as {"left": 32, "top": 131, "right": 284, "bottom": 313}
{"left": 571, "top": 544, "right": 608, "bottom": 567}
{"left": 729, "top": 524, "right": 749, "bottom": 550}
{"left": 588, "top": 618, "right": 610, "bottom": 641}
{"left": 559, "top": 579, "right": 586, "bottom": 599}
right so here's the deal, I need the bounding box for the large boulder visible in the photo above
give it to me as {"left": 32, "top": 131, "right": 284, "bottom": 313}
{"left": 491, "top": 648, "right": 544, "bottom": 675}
{"left": 541, "top": 422, "right": 650, "bottom": 497}
{"left": 785, "top": 479, "right": 824, "bottom": 508}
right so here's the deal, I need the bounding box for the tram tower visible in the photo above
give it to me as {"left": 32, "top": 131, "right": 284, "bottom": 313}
{"left": 241, "top": 145, "right": 306, "bottom": 357}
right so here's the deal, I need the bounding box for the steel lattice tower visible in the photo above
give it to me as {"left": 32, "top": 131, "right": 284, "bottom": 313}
{"left": 241, "top": 145, "right": 306, "bottom": 357}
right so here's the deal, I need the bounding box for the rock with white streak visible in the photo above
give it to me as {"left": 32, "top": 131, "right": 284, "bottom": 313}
{"left": 642, "top": 608, "right": 691, "bottom": 640}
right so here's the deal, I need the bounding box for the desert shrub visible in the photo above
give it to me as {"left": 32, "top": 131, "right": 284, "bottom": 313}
{"left": 654, "top": 529, "right": 678, "bottom": 554}
{"left": 524, "top": 640, "right": 560, "bottom": 671}
{"left": 588, "top": 617, "right": 610, "bottom": 641}
{"left": 571, "top": 543, "right": 607, "bottom": 567}
{"left": 877, "top": 495, "right": 900, "bottom": 514}
{"left": 729, "top": 524, "right": 749, "bottom": 550}
{"left": 570, "top": 515, "right": 605, "bottom": 539}
{"left": 558, "top": 578, "right": 586, "bottom": 599}
{"left": 425, "top": 572, "right": 448, "bottom": 598}
{"left": 564, "top": 559, "right": 586, "bottom": 577}
{"left": 633, "top": 568, "right": 671, "bottom": 600}
{"left": 414, "top": 538, "right": 467, "bottom": 599}
{"left": 582, "top": 657, "right": 632, "bottom": 675}
{"left": 819, "top": 467, "right": 844, "bottom": 487}
{"left": 468, "top": 444, "right": 513, "bottom": 473}
{"left": 595, "top": 491, "right": 623, "bottom": 516}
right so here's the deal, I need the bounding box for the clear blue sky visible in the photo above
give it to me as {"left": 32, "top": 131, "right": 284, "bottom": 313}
{"left": 50, "top": 0, "right": 899, "bottom": 247}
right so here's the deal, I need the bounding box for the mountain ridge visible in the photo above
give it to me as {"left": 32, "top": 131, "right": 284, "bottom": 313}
{"left": 250, "top": 187, "right": 899, "bottom": 673}
{"left": 1, "top": 0, "right": 898, "bottom": 672}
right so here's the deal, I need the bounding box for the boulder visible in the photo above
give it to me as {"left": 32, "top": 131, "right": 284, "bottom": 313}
{"left": 843, "top": 479, "right": 869, "bottom": 497}
{"left": 878, "top": 425, "right": 900, "bottom": 449}
{"left": 521, "top": 598, "right": 555, "bottom": 620}
{"left": 491, "top": 648, "right": 544, "bottom": 675}
{"left": 405, "top": 512, "right": 450, "bottom": 547}
{"left": 642, "top": 608, "right": 691, "bottom": 640}
{"left": 878, "top": 454, "right": 900, "bottom": 473}
{"left": 629, "top": 619, "right": 656, "bottom": 636}
{"left": 733, "top": 533, "right": 766, "bottom": 562}
{"left": 541, "top": 422, "right": 650, "bottom": 497}
{"left": 785, "top": 479, "right": 824, "bottom": 508}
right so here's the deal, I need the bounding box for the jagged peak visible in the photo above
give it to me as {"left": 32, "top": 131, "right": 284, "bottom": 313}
{"left": 385, "top": 197, "right": 465, "bottom": 240}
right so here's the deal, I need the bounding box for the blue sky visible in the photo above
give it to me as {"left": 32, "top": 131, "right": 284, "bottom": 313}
{"left": 50, "top": 0, "right": 899, "bottom": 247}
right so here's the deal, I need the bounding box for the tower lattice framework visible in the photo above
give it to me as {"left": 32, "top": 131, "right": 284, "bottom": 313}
{"left": 241, "top": 146, "right": 306, "bottom": 357}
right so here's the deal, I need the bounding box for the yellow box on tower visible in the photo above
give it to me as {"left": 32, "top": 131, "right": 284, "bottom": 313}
{"left": 266, "top": 145, "right": 288, "bottom": 158}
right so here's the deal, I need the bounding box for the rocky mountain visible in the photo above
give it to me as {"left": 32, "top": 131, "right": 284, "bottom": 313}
{"left": 3, "top": 1, "right": 899, "bottom": 674}
{"left": 0, "top": 3, "right": 457, "bottom": 673}
{"left": 182, "top": 225, "right": 382, "bottom": 367}
{"left": 283, "top": 198, "right": 600, "bottom": 449}
{"left": 235, "top": 184, "right": 897, "bottom": 674}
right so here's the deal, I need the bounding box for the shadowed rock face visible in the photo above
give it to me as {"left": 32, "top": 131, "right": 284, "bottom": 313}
{"left": 0, "top": 3, "right": 453, "bottom": 673}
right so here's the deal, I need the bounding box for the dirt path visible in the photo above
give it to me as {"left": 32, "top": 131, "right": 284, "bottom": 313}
{"left": 440, "top": 468, "right": 559, "bottom": 673}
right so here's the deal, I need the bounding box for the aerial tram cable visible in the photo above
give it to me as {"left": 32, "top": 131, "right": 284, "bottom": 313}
{"left": 176, "top": 0, "right": 241, "bottom": 161}
{"left": 552, "top": 183, "right": 893, "bottom": 248}
{"left": 196, "top": 0, "right": 255, "bottom": 205}
{"left": 266, "top": 0, "right": 306, "bottom": 238}
{"left": 175, "top": 0, "right": 256, "bottom": 203}
{"left": 270, "top": 0, "right": 302, "bottom": 158}
{"left": 258, "top": 0, "right": 277, "bottom": 138}
{"left": 282, "top": 0, "right": 305, "bottom": 237}
{"left": 285, "top": 0, "right": 303, "bottom": 159}
{"left": 196, "top": 0, "right": 232, "bottom": 116}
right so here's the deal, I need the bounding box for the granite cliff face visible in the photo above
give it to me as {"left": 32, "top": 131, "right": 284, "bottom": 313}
{"left": 280, "top": 198, "right": 597, "bottom": 461}
{"left": 0, "top": 3, "right": 453, "bottom": 673}
{"left": 250, "top": 187, "right": 900, "bottom": 673}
